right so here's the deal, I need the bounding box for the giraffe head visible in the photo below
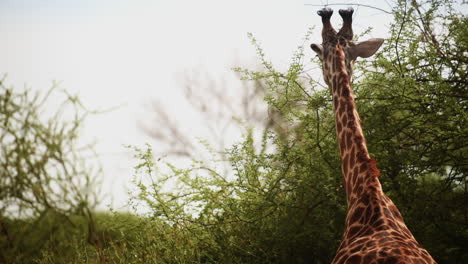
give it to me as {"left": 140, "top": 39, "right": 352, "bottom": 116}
{"left": 310, "top": 7, "right": 384, "bottom": 86}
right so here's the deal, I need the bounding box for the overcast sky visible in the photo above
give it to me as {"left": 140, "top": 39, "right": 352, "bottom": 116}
{"left": 0, "top": 0, "right": 394, "bottom": 210}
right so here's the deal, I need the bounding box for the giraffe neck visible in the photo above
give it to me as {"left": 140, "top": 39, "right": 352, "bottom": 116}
{"left": 328, "top": 45, "right": 381, "bottom": 206}
{"left": 328, "top": 54, "right": 434, "bottom": 261}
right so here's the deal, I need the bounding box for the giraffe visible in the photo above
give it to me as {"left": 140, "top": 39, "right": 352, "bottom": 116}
{"left": 310, "top": 7, "right": 437, "bottom": 264}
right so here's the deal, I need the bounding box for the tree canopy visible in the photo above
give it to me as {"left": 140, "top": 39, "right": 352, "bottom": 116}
{"left": 127, "top": 1, "right": 467, "bottom": 263}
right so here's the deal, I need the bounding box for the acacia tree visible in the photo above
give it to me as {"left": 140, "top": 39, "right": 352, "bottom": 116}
{"left": 0, "top": 79, "right": 102, "bottom": 263}
{"left": 140, "top": 65, "right": 294, "bottom": 161}
{"left": 356, "top": 0, "right": 468, "bottom": 261}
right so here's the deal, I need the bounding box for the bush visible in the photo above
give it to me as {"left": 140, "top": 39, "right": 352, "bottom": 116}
{"left": 0, "top": 80, "right": 101, "bottom": 263}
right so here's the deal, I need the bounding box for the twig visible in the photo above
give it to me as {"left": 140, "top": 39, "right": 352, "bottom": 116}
{"left": 393, "top": 1, "right": 408, "bottom": 76}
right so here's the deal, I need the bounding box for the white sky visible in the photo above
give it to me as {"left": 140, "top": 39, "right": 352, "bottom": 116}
{"left": 0, "top": 0, "right": 394, "bottom": 210}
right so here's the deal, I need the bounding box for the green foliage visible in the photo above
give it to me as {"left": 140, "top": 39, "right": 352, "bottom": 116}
{"left": 355, "top": 1, "right": 468, "bottom": 262}
{"left": 128, "top": 133, "right": 344, "bottom": 263}
{"left": 0, "top": 80, "right": 100, "bottom": 218}
{"left": 127, "top": 1, "right": 467, "bottom": 263}
{"left": 2, "top": 1, "right": 466, "bottom": 263}
{"left": 0, "top": 80, "right": 101, "bottom": 263}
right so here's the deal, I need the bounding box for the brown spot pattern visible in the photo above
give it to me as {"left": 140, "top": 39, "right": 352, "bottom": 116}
{"left": 316, "top": 10, "right": 436, "bottom": 264}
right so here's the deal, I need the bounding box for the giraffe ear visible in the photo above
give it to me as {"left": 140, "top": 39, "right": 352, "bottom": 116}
{"left": 349, "top": 38, "right": 384, "bottom": 60}
{"left": 310, "top": 43, "right": 323, "bottom": 57}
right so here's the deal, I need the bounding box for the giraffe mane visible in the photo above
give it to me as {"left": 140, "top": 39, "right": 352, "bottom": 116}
{"left": 335, "top": 44, "right": 381, "bottom": 184}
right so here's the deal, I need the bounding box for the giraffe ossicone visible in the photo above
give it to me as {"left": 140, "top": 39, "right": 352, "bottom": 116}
{"left": 310, "top": 7, "right": 437, "bottom": 264}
